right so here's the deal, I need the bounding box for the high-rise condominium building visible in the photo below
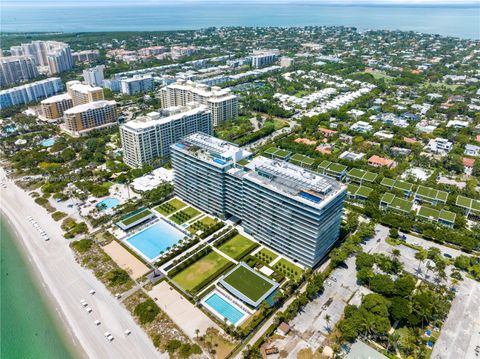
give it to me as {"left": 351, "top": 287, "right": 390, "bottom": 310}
{"left": 0, "top": 56, "right": 39, "bottom": 86}
{"left": 0, "top": 78, "right": 63, "bottom": 109}
{"left": 120, "top": 75, "right": 154, "bottom": 95}
{"left": 120, "top": 105, "right": 213, "bottom": 168}
{"left": 62, "top": 100, "right": 117, "bottom": 136}
{"left": 171, "top": 133, "right": 346, "bottom": 267}
{"left": 83, "top": 65, "right": 105, "bottom": 87}
{"left": 39, "top": 81, "right": 104, "bottom": 120}
{"left": 10, "top": 41, "right": 73, "bottom": 75}
{"left": 40, "top": 93, "right": 73, "bottom": 121}
{"left": 160, "top": 80, "right": 237, "bottom": 126}
{"left": 250, "top": 50, "right": 279, "bottom": 68}
{"left": 66, "top": 80, "right": 104, "bottom": 106}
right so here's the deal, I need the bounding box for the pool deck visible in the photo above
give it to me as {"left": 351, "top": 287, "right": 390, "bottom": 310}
{"left": 102, "top": 240, "right": 150, "bottom": 280}
{"left": 148, "top": 281, "right": 220, "bottom": 338}
{"left": 201, "top": 289, "right": 249, "bottom": 327}
{"left": 123, "top": 219, "right": 189, "bottom": 263}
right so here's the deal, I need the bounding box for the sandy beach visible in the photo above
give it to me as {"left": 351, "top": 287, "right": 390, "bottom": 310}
{"left": 0, "top": 167, "right": 165, "bottom": 359}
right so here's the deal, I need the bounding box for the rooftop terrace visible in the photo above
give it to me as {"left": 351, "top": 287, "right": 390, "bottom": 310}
{"left": 244, "top": 156, "right": 345, "bottom": 207}
{"left": 174, "top": 132, "right": 251, "bottom": 166}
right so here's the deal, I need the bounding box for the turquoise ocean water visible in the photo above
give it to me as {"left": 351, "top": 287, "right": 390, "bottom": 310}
{"left": 1, "top": 3, "right": 479, "bottom": 39}
{"left": 0, "top": 217, "right": 77, "bottom": 359}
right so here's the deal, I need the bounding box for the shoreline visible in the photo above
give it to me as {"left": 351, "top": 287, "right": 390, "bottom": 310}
{"left": 0, "top": 213, "right": 86, "bottom": 359}
{"left": 0, "top": 166, "right": 164, "bottom": 359}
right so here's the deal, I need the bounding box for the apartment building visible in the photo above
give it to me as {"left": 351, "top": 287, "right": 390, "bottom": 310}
{"left": 11, "top": 41, "right": 73, "bottom": 75}
{"left": 138, "top": 46, "right": 167, "bottom": 57}
{"left": 170, "top": 46, "right": 196, "bottom": 59}
{"left": 120, "top": 75, "right": 154, "bottom": 95}
{"left": 66, "top": 80, "right": 104, "bottom": 106}
{"left": 83, "top": 65, "right": 105, "bottom": 87}
{"left": 160, "top": 80, "right": 238, "bottom": 126}
{"left": 40, "top": 93, "right": 73, "bottom": 121}
{"left": 120, "top": 105, "right": 213, "bottom": 168}
{"left": 62, "top": 100, "right": 117, "bottom": 136}
{"left": 72, "top": 50, "right": 100, "bottom": 63}
{"left": 171, "top": 133, "right": 346, "bottom": 267}
{"left": 0, "top": 56, "right": 39, "bottom": 86}
{"left": 0, "top": 77, "right": 63, "bottom": 110}
{"left": 250, "top": 50, "right": 279, "bottom": 68}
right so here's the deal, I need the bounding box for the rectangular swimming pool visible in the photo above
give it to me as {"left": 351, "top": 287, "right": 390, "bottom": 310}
{"left": 125, "top": 221, "right": 185, "bottom": 261}
{"left": 203, "top": 292, "right": 246, "bottom": 326}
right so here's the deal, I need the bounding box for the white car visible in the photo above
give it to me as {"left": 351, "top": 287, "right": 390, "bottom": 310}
{"left": 94, "top": 320, "right": 101, "bottom": 326}
{"left": 85, "top": 307, "right": 92, "bottom": 313}
{"left": 89, "top": 289, "right": 96, "bottom": 295}
{"left": 106, "top": 334, "right": 114, "bottom": 342}
{"left": 43, "top": 236, "right": 50, "bottom": 241}
{"left": 124, "top": 329, "right": 131, "bottom": 336}
{"left": 104, "top": 331, "right": 111, "bottom": 337}
{"left": 80, "top": 299, "right": 86, "bottom": 305}
{"left": 82, "top": 302, "right": 88, "bottom": 307}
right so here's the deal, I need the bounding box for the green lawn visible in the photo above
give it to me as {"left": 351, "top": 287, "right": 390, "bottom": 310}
{"left": 273, "top": 259, "right": 302, "bottom": 281}
{"left": 187, "top": 216, "right": 217, "bottom": 234}
{"left": 154, "top": 198, "right": 187, "bottom": 216}
{"left": 218, "top": 234, "right": 258, "bottom": 260}
{"left": 172, "top": 251, "right": 232, "bottom": 292}
{"left": 222, "top": 265, "right": 275, "bottom": 302}
{"left": 120, "top": 209, "right": 152, "bottom": 225}
{"left": 199, "top": 216, "right": 216, "bottom": 226}
{"left": 170, "top": 206, "right": 201, "bottom": 224}
{"left": 255, "top": 248, "right": 278, "bottom": 264}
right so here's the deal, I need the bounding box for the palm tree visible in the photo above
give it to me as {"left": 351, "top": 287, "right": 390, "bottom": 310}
{"left": 195, "top": 328, "right": 200, "bottom": 339}
{"left": 387, "top": 331, "right": 400, "bottom": 353}
{"left": 391, "top": 249, "right": 401, "bottom": 260}
{"left": 415, "top": 250, "right": 427, "bottom": 274}
{"left": 324, "top": 314, "right": 331, "bottom": 333}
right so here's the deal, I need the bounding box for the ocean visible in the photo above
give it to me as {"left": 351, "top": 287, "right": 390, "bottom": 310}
{"left": 0, "top": 217, "right": 76, "bottom": 359}
{"left": 1, "top": 3, "right": 479, "bottom": 39}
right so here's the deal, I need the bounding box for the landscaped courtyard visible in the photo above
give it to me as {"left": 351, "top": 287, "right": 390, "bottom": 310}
{"left": 170, "top": 206, "right": 201, "bottom": 225}
{"left": 154, "top": 198, "right": 187, "bottom": 216}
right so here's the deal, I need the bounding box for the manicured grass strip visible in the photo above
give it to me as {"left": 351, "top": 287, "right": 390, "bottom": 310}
{"left": 218, "top": 234, "right": 258, "bottom": 260}
{"left": 254, "top": 247, "right": 278, "bottom": 264}
{"left": 170, "top": 206, "right": 201, "bottom": 225}
{"left": 121, "top": 209, "right": 152, "bottom": 226}
{"left": 273, "top": 258, "right": 302, "bottom": 281}
{"left": 223, "top": 266, "right": 274, "bottom": 302}
{"left": 154, "top": 198, "right": 187, "bottom": 216}
{"left": 172, "top": 251, "right": 232, "bottom": 292}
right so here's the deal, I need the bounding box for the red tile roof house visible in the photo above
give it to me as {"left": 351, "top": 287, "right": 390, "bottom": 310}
{"left": 404, "top": 137, "right": 420, "bottom": 144}
{"left": 368, "top": 155, "right": 397, "bottom": 169}
{"left": 463, "top": 157, "right": 475, "bottom": 168}
{"left": 294, "top": 138, "right": 317, "bottom": 146}
{"left": 319, "top": 127, "right": 338, "bottom": 137}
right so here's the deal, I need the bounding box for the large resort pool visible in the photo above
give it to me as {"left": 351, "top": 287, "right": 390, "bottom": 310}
{"left": 96, "top": 197, "right": 120, "bottom": 211}
{"left": 125, "top": 220, "right": 185, "bottom": 261}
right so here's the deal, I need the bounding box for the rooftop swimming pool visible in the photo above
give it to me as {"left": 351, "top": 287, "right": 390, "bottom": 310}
{"left": 41, "top": 138, "right": 55, "bottom": 147}
{"left": 96, "top": 197, "right": 120, "bottom": 211}
{"left": 125, "top": 220, "right": 185, "bottom": 261}
{"left": 203, "top": 292, "right": 246, "bottom": 326}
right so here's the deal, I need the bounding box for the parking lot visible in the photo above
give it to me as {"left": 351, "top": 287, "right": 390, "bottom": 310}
{"left": 272, "top": 256, "right": 368, "bottom": 353}
{"left": 432, "top": 277, "right": 480, "bottom": 359}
